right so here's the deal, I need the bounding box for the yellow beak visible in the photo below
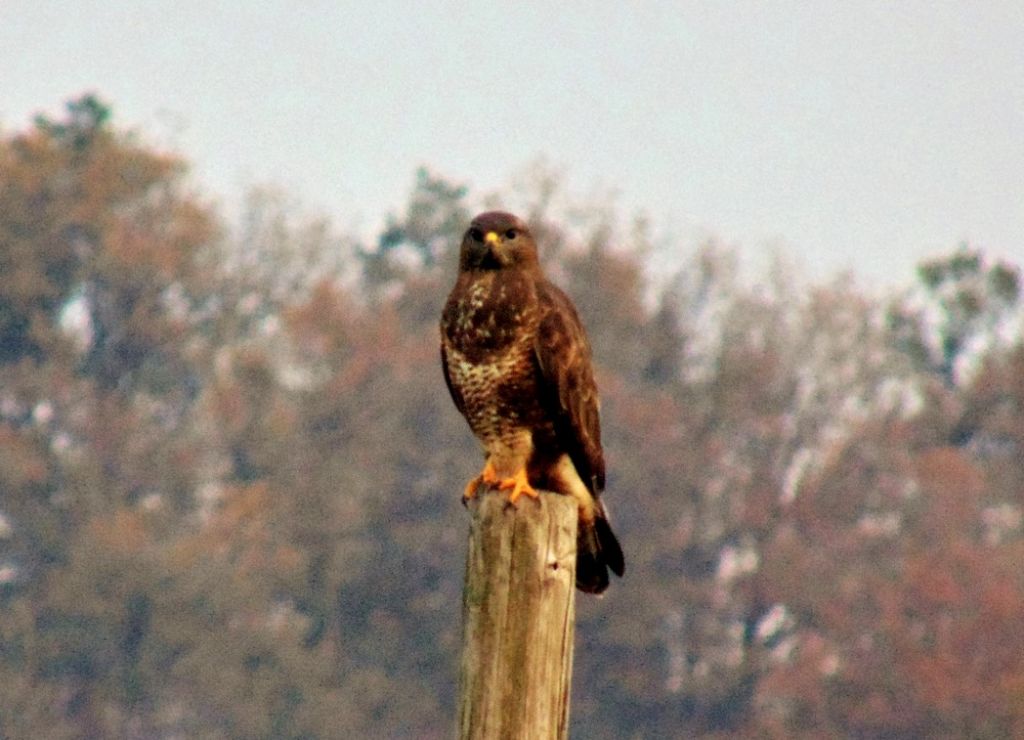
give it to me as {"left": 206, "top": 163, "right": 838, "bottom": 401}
{"left": 484, "top": 231, "right": 501, "bottom": 246}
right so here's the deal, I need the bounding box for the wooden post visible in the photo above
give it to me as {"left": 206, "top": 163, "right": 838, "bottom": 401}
{"left": 457, "top": 490, "right": 577, "bottom": 740}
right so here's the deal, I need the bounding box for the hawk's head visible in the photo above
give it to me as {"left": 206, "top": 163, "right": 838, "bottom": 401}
{"left": 458, "top": 211, "right": 539, "bottom": 272}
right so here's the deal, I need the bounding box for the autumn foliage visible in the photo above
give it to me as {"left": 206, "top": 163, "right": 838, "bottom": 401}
{"left": 1, "top": 96, "right": 1022, "bottom": 738}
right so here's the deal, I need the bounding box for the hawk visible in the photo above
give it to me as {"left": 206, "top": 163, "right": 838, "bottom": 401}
{"left": 440, "top": 211, "right": 624, "bottom": 593}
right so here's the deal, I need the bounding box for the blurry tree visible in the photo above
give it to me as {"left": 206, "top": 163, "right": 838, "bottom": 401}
{"left": 888, "top": 246, "right": 1020, "bottom": 385}
{"left": 3, "top": 93, "right": 1024, "bottom": 739}
{"left": 359, "top": 167, "right": 468, "bottom": 293}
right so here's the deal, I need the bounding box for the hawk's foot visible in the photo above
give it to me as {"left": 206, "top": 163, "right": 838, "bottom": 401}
{"left": 497, "top": 467, "right": 539, "bottom": 507}
{"left": 462, "top": 459, "right": 502, "bottom": 505}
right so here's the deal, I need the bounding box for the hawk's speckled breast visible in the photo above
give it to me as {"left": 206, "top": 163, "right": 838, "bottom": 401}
{"left": 440, "top": 270, "right": 552, "bottom": 450}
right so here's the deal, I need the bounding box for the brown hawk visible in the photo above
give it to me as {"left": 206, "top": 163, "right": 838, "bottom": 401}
{"left": 440, "top": 211, "right": 624, "bottom": 593}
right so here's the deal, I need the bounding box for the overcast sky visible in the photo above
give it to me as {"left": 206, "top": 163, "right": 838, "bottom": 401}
{"left": 2, "top": 1, "right": 1022, "bottom": 284}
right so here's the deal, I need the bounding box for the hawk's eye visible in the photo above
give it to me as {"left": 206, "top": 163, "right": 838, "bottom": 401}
{"left": 505, "top": 229, "right": 517, "bottom": 239}
{"left": 468, "top": 228, "right": 484, "bottom": 242}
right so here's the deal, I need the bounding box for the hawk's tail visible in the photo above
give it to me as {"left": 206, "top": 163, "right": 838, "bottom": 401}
{"left": 575, "top": 506, "right": 625, "bottom": 594}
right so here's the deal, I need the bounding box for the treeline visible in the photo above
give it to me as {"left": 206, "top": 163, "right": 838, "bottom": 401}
{"left": 1, "top": 95, "right": 1022, "bottom": 739}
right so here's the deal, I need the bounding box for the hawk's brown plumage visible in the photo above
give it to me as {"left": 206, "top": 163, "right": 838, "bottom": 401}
{"left": 440, "top": 211, "right": 624, "bottom": 593}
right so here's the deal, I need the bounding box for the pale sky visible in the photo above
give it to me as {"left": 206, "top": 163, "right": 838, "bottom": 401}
{"left": 2, "top": 1, "right": 1022, "bottom": 284}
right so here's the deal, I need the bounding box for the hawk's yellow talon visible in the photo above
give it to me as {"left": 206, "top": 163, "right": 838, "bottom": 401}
{"left": 463, "top": 459, "right": 502, "bottom": 503}
{"left": 481, "top": 461, "right": 501, "bottom": 486}
{"left": 497, "top": 468, "right": 538, "bottom": 506}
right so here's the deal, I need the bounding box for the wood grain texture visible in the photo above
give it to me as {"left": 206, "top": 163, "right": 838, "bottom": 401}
{"left": 457, "top": 490, "right": 577, "bottom": 740}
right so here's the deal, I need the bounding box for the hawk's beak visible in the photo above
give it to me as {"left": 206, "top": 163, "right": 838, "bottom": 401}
{"left": 484, "top": 231, "right": 501, "bottom": 247}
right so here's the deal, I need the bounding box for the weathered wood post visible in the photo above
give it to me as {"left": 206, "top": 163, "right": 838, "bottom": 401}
{"left": 457, "top": 489, "right": 577, "bottom": 740}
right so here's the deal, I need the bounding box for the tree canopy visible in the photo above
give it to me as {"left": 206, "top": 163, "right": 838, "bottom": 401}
{"left": 1, "top": 95, "right": 1022, "bottom": 738}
